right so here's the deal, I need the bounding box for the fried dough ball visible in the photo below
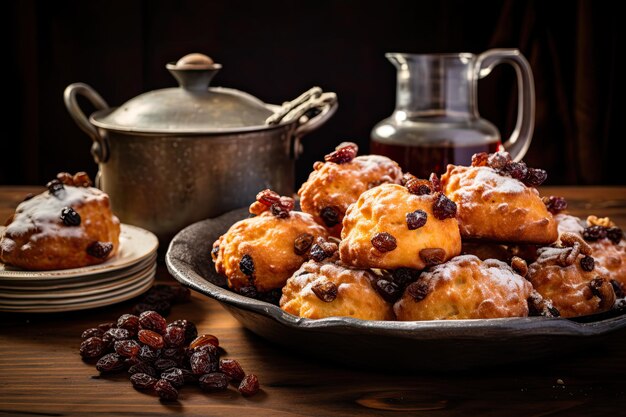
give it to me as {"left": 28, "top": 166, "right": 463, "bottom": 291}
{"left": 212, "top": 191, "right": 328, "bottom": 294}
{"left": 393, "top": 255, "right": 533, "bottom": 320}
{"left": 280, "top": 258, "right": 394, "bottom": 320}
{"left": 0, "top": 173, "right": 120, "bottom": 270}
{"left": 440, "top": 164, "right": 558, "bottom": 244}
{"left": 339, "top": 183, "right": 461, "bottom": 270}
{"left": 527, "top": 238, "right": 615, "bottom": 318}
{"left": 298, "top": 143, "right": 402, "bottom": 237}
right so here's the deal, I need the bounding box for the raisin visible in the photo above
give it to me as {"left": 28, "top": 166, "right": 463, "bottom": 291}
{"left": 80, "top": 337, "right": 106, "bottom": 359}
{"left": 432, "top": 193, "right": 457, "bottom": 220}
{"left": 309, "top": 237, "right": 337, "bottom": 261}
{"left": 138, "top": 329, "right": 165, "bottom": 349}
{"left": 278, "top": 196, "right": 295, "bottom": 212}
{"left": 139, "top": 311, "right": 167, "bottom": 335}
{"left": 611, "top": 280, "right": 625, "bottom": 298}
{"left": 374, "top": 279, "right": 401, "bottom": 303}
{"left": 582, "top": 225, "right": 607, "bottom": 241}
{"left": 96, "top": 353, "right": 125, "bottom": 373}
{"left": 97, "top": 322, "right": 115, "bottom": 332}
{"left": 239, "top": 254, "right": 255, "bottom": 276}
{"left": 220, "top": 359, "right": 245, "bottom": 382}
{"left": 102, "top": 328, "right": 131, "bottom": 345}
{"left": 607, "top": 227, "right": 624, "bottom": 244}
{"left": 190, "top": 351, "right": 216, "bottom": 375}
{"left": 114, "top": 340, "right": 141, "bottom": 358}
{"left": 404, "top": 174, "right": 432, "bottom": 195}
{"left": 116, "top": 314, "right": 139, "bottom": 336}
{"left": 523, "top": 167, "right": 547, "bottom": 186}
{"left": 311, "top": 281, "right": 338, "bottom": 302}
{"left": 199, "top": 373, "right": 229, "bottom": 392}
{"left": 542, "top": 196, "right": 568, "bottom": 214}
{"left": 154, "top": 379, "right": 178, "bottom": 401}
{"left": 419, "top": 248, "right": 446, "bottom": 266}
{"left": 320, "top": 206, "right": 340, "bottom": 227}
{"left": 81, "top": 328, "right": 103, "bottom": 339}
{"left": 128, "top": 362, "right": 157, "bottom": 377}
{"left": 239, "top": 374, "right": 260, "bottom": 397}
{"left": 510, "top": 256, "right": 528, "bottom": 277}
{"left": 580, "top": 256, "right": 595, "bottom": 272}
{"left": 138, "top": 345, "right": 160, "bottom": 363}
{"left": 168, "top": 320, "right": 198, "bottom": 345}
{"left": 60, "top": 207, "right": 81, "bottom": 226}
{"left": 130, "top": 373, "right": 157, "bottom": 390}
{"left": 256, "top": 189, "right": 281, "bottom": 206}
{"left": 154, "top": 358, "right": 178, "bottom": 372}
{"left": 501, "top": 161, "right": 528, "bottom": 180}
{"left": 189, "top": 334, "right": 220, "bottom": 350}
{"left": 86, "top": 241, "right": 113, "bottom": 259}
{"left": 270, "top": 203, "right": 290, "bottom": 218}
{"left": 371, "top": 232, "right": 397, "bottom": 252}
{"left": 324, "top": 142, "right": 358, "bottom": 164}
{"left": 164, "top": 326, "right": 185, "bottom": 348}
{"left": 238, "top": 286, "right": 258, "bottom": 298}
{"left": 391, "top": 268, "right": 420, "bottom": 288}
{"left": 406, "top": 210, "right": 428, "bottom": 230}
{"left": 294, "top": 233, "right": 314, "bottom": 255}
{"left": 161, "top": 368, "right": 185, "bottom": 388}
{"left": 161, "top": 348, "right": 185, "bottom": 364}
{"left": 57, "top": 172, "right": 74, "bottom": 185}
{"left": 471, "top": 152, "right": 489, "bottom": 167}
{"left": 407, "top": 280, "right": 430, "bottom": 301}
{"left": 190, "top": 343, "right": 219, "bottom": 359}
{"left": 180, "top": 368, "right": 199, "bottom": 384}
{"left": 46, "top": 179, "right": 64, "bottom": 196}
{"left": 429, "top": 173, "right": 442, "bottom": 192}
{"left": 487, "top": 152, "right": 512, "bottom": 170}
{"left": 73, "top": 171, "right": 92, "bottom": 187}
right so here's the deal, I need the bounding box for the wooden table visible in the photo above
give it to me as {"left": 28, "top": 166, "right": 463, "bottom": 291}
{"left": 1, "top": 186, "right": 626, "bottom": 416}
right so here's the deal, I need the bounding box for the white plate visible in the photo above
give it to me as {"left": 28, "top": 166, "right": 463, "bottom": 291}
{"left": 0, "top": 224, "right": 158, "bottom": 280}
{"left": 0, "top": 264, "right": 156, "bottom": 300}
{"left": 0, "top": 253, "right": 157, "bottom": 290}
{"left": 0, "top": 267, "right": 155, "bottom": 308}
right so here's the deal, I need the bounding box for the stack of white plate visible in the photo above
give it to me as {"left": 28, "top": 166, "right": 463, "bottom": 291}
{"left": 0, "top": 224, "right": 158, "bottom": 313}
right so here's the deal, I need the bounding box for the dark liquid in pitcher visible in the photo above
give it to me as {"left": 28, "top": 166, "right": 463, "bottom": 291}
{"left": 370, "top": 141, "right": 501, "bottom": 179}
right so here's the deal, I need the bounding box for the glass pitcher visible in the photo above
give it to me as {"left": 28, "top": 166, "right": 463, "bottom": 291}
{"left": 370, "top": 49, "right": 534, "bottom": 178}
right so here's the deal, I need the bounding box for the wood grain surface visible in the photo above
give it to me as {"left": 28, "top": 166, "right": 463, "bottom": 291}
{"left": 1, "top": 186, "right": 625, "bottom": 416}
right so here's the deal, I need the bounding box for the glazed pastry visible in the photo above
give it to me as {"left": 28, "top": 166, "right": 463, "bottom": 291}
{"left": 212, "top": 190, "right": 328, "bottom": 295}
{"left": 440, "top": 152, "right": 557, "bottom": 244}
{"left": 339, "top": 182, "right": 461, "bottom": 270}
{"left": 527, "top": 232, "right": 615, "bottom": 318}
{"left": 393, "top": 255, "right": 534, "bottom": 321}
{"left": 0, "top": 172, "right": 120, "bottom": 270}
{"left": 298, "top": 142, "right": 403, "bottom": 237}
{"left": 555, "top": 214, "right": 626, "bottom": 294}
{"left": 280, "top": 257, "right": 394, "bottom": 321}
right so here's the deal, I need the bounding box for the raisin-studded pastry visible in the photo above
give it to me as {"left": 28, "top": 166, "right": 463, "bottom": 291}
{"left": 212, "top": 190, "right": 328, "bottom": 295}
{"left": 393, "top": 255, "right": 534, "bottom": 320}
{"left": 0, "top": 172, "right": 120, "bottom": 270}
{"left": 339, "top": 180, "right": 461, "bottom": 271}
{"left": 440, "top": 152, "right": 558, "bottom": 244}
{"left": 527, "top": 232, "right": 615, "bottom": 318}
{"left": 555, "top": 214, "right": 626, "bottom": 295}
{"left": 280, "top": 256, "right": 394, "bottom": 321}
{"left": 298, "top": 142, "right": 403, "bottom": 237}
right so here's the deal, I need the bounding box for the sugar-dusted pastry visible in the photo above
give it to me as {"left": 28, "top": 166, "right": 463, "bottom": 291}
{"left": 212, "top": 190, "right": 328, "bottom": 295}
{"left": 339, "top": 180, "right": 461, "bottom": 270}
{"left": 440, "top": 151, "right": 557, "bottom": 244}
{"left": 280, "top": 256, "right": 394, "bottom": 321}
{"left": 527, "top": 232, "right": 615, "bottom": 318}
{"left": 393, "top": 255, "right": 534, "bottom": 321}
{"left": 0, "top": 172, "right": 120, "bottom": 270}
{"left": 298, "top": 142, "right": 403, "bottom": 237}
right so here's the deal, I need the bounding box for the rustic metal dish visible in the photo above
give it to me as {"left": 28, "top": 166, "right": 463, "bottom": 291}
{"left": 166, "top": 208, "right": 626, "bottom": 370}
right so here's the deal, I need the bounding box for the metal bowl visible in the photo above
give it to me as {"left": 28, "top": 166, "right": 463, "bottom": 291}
{"left": 165, "top": 208, "right": 626, "bottom": 370}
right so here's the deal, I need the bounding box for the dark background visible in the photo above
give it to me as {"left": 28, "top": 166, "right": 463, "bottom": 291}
{"left": 3, "top": 0, "right": 624, "bottom": 187}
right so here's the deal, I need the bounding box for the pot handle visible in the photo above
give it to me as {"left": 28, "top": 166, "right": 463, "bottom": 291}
{"left": 266, "top": 87, "right": 338, "bottom": 138}
{"left": 63, "top": 83, "right": 110, "bottom": 163}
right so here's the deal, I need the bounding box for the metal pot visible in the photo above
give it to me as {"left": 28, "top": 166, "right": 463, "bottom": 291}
{"left": 64, "top": 53, "right": 337, "bottom": 244}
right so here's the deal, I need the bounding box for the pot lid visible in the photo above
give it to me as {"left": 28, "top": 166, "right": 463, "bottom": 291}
{"left": 91, "top": 53, "right": 278, "bottom": 133}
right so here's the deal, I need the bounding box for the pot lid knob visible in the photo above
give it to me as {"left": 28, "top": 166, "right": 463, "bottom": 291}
{"left": 166, "top": 53, "right": 222, "bottom": 92}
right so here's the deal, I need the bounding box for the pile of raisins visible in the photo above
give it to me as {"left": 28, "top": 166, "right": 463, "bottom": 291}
{"left": 472, "top": 151, "right": 548, "bottom": 187}
{"left": 80, "top": 310, "right": 260, "bottom": 401}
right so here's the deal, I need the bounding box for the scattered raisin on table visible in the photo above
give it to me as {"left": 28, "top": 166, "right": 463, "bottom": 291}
{"left": 199, "top": 373, "right": 229, "bottom": 392}
{"left": 130, "top": 373, "right": 158, "bottom": 390}
{"left": 219, "top": 359, "right": 245, "bottom": 382}
{"left": 239, "top": 374, "right": 260, "bottom": 397}
{"left": 154, "top": 379, "right": 178, "bottom": 401}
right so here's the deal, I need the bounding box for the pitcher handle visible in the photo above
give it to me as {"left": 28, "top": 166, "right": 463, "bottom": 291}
{"left": 63, "top": 83, "right": 110, "bottom": 164}
{"left": 475, "top": 49, "right": 535, "bottom": 162}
